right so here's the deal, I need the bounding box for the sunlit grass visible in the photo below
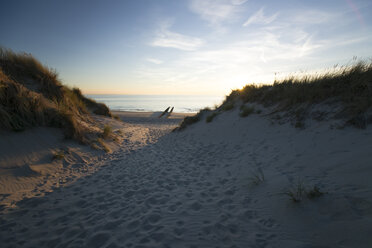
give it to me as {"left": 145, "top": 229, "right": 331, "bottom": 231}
{"left": 0, "top": 47, "right": 112, "bottom": 142}
{"left": 177, "top": 61, "right": 372, "bottom": 130}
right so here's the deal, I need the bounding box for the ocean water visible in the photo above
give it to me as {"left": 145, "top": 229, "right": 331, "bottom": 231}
{"left": 86, "top": 95, "right": 225, "bottom": 113}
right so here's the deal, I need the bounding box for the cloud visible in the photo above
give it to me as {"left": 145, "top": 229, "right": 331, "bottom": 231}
{"left": 189, "top": 0, "right": 239, "bottom": 24}
{"left": 146, "top": 58, "right": 163, "bottom": 64}
{"left": 291, "top": 10, "right": 334, "bottom": 24}
{"left": 243, "top": 8, "right": 278, "bottom": 27}
{"left": 140, "top": 4, "right": 370, "bottom": 94}
{"left": 230, "top": 0, "right": 248, "bottom": 5}
{"left": 139, "top": 29, "right": 324, "bottom": 94}
{"left": 151, "top": 23, "right": 204, "bottom": 51}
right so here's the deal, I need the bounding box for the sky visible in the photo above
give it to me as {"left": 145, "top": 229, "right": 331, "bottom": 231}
{"left": 1, "top": 0, "right": 372, "bottom": 96}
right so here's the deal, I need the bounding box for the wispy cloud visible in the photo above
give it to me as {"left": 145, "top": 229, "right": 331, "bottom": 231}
{"left": 151, "top": 23, "right": 204, "bottom": 51}
{"left": 140, "top": 3, "right": 370, "bottom": 95}
{"left": 243, "top": 8, "right": 278, "bottom": 27}
{"left": 230, "top": 0, "right": 248, "bottom": 6}
{"left": 291, "top": 10, "right": 334, "bottom": 24}
{"left": 140, "top": 29, "right": 324, "bottom": 94}
{"left": 189, "top": 0, "right": 240, "bottom": 24}
{"left": 146, "top": 58, "right": 163, "bottom": 64}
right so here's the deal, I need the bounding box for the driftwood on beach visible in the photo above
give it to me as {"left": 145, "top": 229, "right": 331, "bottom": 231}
{"left": 158, "top": 106, "right": 175, "bottom": 118}
{"left": 158, "top": 107, "right": 170, "bottom": 118}
{"left": 167, "top": 107, "right": 174, "bottom": 118}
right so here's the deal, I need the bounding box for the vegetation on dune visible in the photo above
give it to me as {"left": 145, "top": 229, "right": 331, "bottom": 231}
{"left": 72, "top": 88, "right": 112, "bottom": 117}
{"left": 177, "top": 61, "right": 372, "bottom": 130}
{"left": 96, "top": 138, "right": 112, "bottom": 153}
{"left": 174, "top": 108, "right": 211, "bottom": 131}
{"left": 102, "top": 125, "right": 112, "bottom": 139}
{"left": 239, "top": 105, "right": 255, "bottom": 117}
{"left": 284, "top": 181, "right": 326, "bottom": 203}
{"left": 52, "top": 150, "right": 65, "bottom": 160}
{"left": 176, "top": 115, "right": 201, "bottom": 131}
{"left": 0, "top": 47, "right": 113, "bottom": 144}
{"left": 206, "top": 112, "right": 218, "bottom": 123}
{"left": 238, "top": 62, "right": 372, "bottom": 113}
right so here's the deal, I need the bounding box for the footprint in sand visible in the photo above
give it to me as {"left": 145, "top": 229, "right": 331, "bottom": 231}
{"left": 86, "top": 232, "right": 110, "bottom": 248}
{"left": 173, "top": 227, "right": 186, "bottom": 237}
{"left": 127, "top": 219, "right": 140, "bottom": 231}
{"left": 168, "top": 201, "right": 182, "bottom": 213}
{"left": 145, "top": 213, "right": 161, "bottom": 224}
{"left": 189, "top": 201, "right": 203, "bottom": 211}
{"left": 256, "top": 217, "right": 279, "bottom": 230}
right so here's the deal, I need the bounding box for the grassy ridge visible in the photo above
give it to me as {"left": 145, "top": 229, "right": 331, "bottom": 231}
{"left": 177, "top": 61, "right": 372, "bottom": 130}
{"left": 237, "top": 62, "right": 372, "bottom": 114}
{"left": 0, "top": 47, "right": 112, "bottom": 143}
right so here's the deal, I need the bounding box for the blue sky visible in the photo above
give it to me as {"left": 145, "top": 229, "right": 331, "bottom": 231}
{"left": 1, "top": 0, "right": 372, "bottom": 95}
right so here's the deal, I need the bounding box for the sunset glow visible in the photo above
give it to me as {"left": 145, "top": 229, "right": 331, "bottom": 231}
{"left": 1, "top": 0, "right": 372, "bottom": 96}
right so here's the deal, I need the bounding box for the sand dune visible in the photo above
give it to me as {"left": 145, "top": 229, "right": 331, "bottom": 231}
{"left": 0, "top": 109, "right": 371, "bottom": 247}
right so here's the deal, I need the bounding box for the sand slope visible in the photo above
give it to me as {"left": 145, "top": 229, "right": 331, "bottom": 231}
{"left": 0, "top": 110, "right": 371, "bottom": 247}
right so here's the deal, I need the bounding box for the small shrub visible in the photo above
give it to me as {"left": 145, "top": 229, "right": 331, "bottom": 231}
{"left": 206, "top": 112, "right": 218, "bottom": 123}
{"left": 221, "top": 102, "right": 234, "bottom": 111}
{"left": 176, "top": 115, "right": 200, "bottom": 130}
{"left": 52, "top": 150, "right": 65, "bottom": 160}
{"left": 284, "top": 181, "right": 306, "bottom": 202}
{"left": 102, "top": 125, "right": 112, "bottom": 139}
{"left": 97, "top": 138, "right": 111, "bottom": 153}
{"left": 249, "top": 168, "right": 265, "bottom": 185}
{"left": 307, "top": 186, "right": 325, "bottom": 199}
{"left": 240, "top": 105, "right": 255, "bottom": 117}
{"left": 285, "top": 183, "right": 325, "bottom": 202}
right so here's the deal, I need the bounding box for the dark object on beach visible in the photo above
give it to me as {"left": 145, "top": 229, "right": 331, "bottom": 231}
{"left": 159, "top": 107, "right": 170, "bottom": 118}
{"left": 167, "top": 107, "right": 174, "bottom": 118}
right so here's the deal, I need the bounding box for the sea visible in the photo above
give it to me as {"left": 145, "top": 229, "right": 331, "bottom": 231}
{"left": 86, "top": 95, "right": 225, "bottom": 113}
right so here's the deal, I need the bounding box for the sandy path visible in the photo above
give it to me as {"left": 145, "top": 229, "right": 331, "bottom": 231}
{"left": 0, "top": 113, "right": 264, "bottom": 247}
{"left": 1, "top": 110, "right": 371, "bottom": 247}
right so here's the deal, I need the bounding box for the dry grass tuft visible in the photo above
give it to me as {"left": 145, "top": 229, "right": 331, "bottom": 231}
{"left": 97, "top": 138, "right": 112, "bottom": 153}
{"left": 52, "top": 150, "right": 65, "bottom": 160}
{"left": 102, "top": 125, "right": 112, "bottom": 139}
{"left": 175, "top": 108, "right": 212, "bottom": 131}
{"left": 239, "top": 105, "right": 255, "bottom": 117}
{"left": 206, "top": 112, "right": 218, "bottom": 123}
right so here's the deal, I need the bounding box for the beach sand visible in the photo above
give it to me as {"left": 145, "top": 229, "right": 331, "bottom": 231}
{"left": 1, "top": 109, "right": 372, "bottom": 247}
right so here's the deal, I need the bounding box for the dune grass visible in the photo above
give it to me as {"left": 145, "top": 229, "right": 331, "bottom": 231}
{"left": 52, "top": 150, "right": 65, "bottom": 160}
{"left": 102, "top": 125, "right": 112, "bottom": 139}
{"left": 239, "top": 105, "right": 255, "bottom": 117}
{"left": 97, "top": 138, "right": 111, "bottom": 153}
{"left": 206, "top": 112, "right": 218, "bottom": 123}
{"left": 284, "top": 181, "right": 307, "bottom": 203}
{"left": 175, "top": 108, "right": 211, "bottom": 131}
{"left": 0, "top": 47, "right": 112, "bottom": 143}
{"left": 284, "top": 181, "right": 326, "bottom": 203}
{"left": 177, "top": 61, "right": 372, "bottom": 130}
{"left": 248, "top": 168, "right": 265, "bottom": 185}
{"left": 237, "top": 62, "right": 372, "bottom": 119}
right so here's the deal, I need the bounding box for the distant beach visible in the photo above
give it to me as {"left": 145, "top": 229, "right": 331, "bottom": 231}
{"left": 87, "top": 94, "right": 224, "bottom": 113}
